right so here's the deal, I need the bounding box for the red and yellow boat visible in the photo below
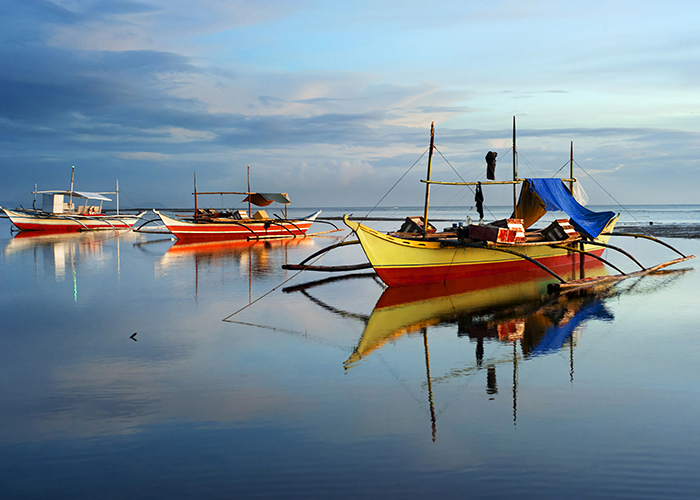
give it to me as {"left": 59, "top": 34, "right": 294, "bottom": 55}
{"left": 344, "top": 120, "right": 620, "bottom": 288}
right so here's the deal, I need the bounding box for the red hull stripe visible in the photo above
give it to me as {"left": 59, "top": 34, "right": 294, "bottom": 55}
{"left": 13, "top": 222, "right": 133, "bottom": 232}
{"left": 171, "top": 222, "right": 313, "bottom": 241}
{"left": 375, "top": 250, "right": 605, "bottom": 287}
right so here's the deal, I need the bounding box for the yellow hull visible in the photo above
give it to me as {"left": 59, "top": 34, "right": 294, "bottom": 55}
{"left": 344, "top": 215, "right": 618, "bottom": 287}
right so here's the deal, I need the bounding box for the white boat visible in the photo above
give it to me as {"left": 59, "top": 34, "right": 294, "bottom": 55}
{"left": 2, "top": 168, "right": 145, "bottom": 233}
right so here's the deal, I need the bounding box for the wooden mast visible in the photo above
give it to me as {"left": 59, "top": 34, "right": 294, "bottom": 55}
{"left": 69, "top": 165, "right": 75, "bottom": 213}
{"left": 422, "top": 122, "right": 435, "bottom": 237}
{"left": 193, "top": 171, "right": 198, "bottom": 220}
{"left": 512, "top": 117, "right": 517, "bottom": 218}
{"left": 247, "top": 165, "right": 252, "bottom": 217}
{"left": 569, "top": 141, "right": 575, "bottom": 194}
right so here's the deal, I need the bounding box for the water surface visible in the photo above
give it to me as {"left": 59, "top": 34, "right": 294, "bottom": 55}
{"left": 1, "top": 208, "right": 699, "bottom": 499}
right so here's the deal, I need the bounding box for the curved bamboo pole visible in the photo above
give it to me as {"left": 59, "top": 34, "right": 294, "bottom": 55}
{"left": 581, "top": 240, "right": 646, "bottom": 270}
{"left": 298, "top": 239, "right": 360, "bottom": 266}
{"left": 551, "top": 243, "right": 626, "bottom": 275}
{"left": 461, "top": 242, "right": 566, "bottom": 283}
{"left": 609, "top": 232, "right": 687, "bottom": 258}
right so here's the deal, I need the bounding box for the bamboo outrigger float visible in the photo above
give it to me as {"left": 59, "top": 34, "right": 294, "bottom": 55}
{"left": 291, "top": 119, "right": 694, "bottom": 291}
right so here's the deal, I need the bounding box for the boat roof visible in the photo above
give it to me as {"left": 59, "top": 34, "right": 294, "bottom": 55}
{"left": 37, "top": 190, "right": 112, "bottom": 201}
{"left": 242, "top": 192, "right": 291, "bottom": 206}
{"left": 516, "top": 178, "right": 616, "bottom": 239}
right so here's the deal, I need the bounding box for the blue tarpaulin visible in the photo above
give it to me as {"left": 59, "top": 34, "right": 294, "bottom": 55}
{"left": 526, "top": 178, "right": 616, "bottom": 238}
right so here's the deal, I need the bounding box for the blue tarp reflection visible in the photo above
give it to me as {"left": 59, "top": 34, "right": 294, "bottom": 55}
{"left": 531, "top": 300, "right": 614, "bottom": 357}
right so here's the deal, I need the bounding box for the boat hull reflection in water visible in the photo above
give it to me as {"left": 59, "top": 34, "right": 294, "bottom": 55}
{"left": 347, "top": 260, "right": 611, "bottom": 367}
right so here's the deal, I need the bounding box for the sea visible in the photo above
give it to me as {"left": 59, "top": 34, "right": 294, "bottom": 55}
{"left": 1, "top": 204, "right": 700, "bottom": 499}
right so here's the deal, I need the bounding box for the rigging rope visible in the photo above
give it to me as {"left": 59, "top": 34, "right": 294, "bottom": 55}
{"left": 434, "top": 146, "right": 498, "bottom": 220}
{"left": 359, "top": 148, "right": 429, "bottom": 221}
{"left": 223, "top": 149, "right": 430, "bottom": 320}
{"left": 574, "top": 160, "right": 653, "bottom": 237}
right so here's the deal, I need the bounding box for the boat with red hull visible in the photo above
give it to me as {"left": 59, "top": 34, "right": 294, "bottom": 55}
{"left": 155, "top": 208, "right": 320, "bottom": 242}
{"left": 340, "top": 119, "right": 693, "bottom": 289}
{"left": 2, "top": 168, "right": 145, "bottom": 233}
{"left": 155, "top": 168, "right": 320, "bottom": 242}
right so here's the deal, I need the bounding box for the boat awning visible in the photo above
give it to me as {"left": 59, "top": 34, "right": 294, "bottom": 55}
{"left": 72, "top": 191, "right": 112, "bottom": 201}
{"left": 242, "top": 192, "right": 291, "bottom": 207}
{"left": 515, "top": 178, "right": 616, "bottom": 238}
{"left": 40, "top": 190, "right": 112, "bottom": 201}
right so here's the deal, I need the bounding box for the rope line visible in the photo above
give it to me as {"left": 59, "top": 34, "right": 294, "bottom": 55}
{"left": 434, "top": 146, "right": 497, "bottom": 220}
{"left": 574, "top": 160, "right": 652, "bottom": 237}
{"left": 223, "top": 148, "right": 429, "bottom": 321}
{"left": 359, "top": 147, "right": 428, "bottom": 221}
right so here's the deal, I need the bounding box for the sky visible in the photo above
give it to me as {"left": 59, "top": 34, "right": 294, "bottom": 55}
{"left": 1, "top": 0, "right": 699, "bottom": 210}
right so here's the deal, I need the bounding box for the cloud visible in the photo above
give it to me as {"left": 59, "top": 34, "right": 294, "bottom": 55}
{"left": 1, "top": 0, "right": 699, "bottom": 207}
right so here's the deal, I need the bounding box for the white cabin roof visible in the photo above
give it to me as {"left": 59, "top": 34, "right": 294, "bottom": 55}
{"left": 38, "top": 190, "right": 112, "bottom": 201}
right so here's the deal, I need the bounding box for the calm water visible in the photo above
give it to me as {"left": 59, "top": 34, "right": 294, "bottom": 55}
{"left": 1, "top": 206, "right": 700, "bottom": 499}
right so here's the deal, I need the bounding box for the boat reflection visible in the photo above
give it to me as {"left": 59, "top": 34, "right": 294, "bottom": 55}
{"left": 340, "top": 262, "right": 616, "bottom": 440}
{"left": 157, "top": 237, "right": 318, "bottom": 275}
{"left": 156, "top": 237, "right": 321, "bottom": 301}
{"left": 346, "top": 261, "right": 612, "bottom": 368}
{"left": 3, "top": 229, "right": 138, "bottom": 301}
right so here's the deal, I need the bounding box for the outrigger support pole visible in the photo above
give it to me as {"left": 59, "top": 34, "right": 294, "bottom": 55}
{"left": 282, "top": 240, "right": 369, "bottom": 272}
{"left": 580, "top": 240, "right": 646, "bottom": 270}
{"left": 608, "top": 232, "right": 687, "bottom": 258}
{"left": 460, "top": 242, "right": 566, "bottom": 283}
{"left": 552, "top": 243, "right": 627, "bottom": 276}
{"left": 295, "top": 239, "right": 360, "bottom": 267}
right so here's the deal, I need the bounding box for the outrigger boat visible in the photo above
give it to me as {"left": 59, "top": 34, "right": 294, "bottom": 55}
{"left": 154, "top": 169, "right": 321, "bottom": 242}
{"left": 1, "top": 167, "right": 145, "bottom": 232}
{"left": 290, "top": 119, "right": 694, "bottom": 290}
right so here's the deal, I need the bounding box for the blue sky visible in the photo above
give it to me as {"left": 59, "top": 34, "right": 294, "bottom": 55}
{"left": 1, "top": 0, "right": 698, "bottom": 209}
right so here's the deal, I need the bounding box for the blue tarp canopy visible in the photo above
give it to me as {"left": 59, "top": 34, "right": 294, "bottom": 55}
{"left": 517, "top": 178, "right": 616, "bottom": 239}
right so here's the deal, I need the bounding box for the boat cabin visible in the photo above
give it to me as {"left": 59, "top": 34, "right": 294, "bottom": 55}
{"left": 39, "top": 191, "right": 112, "bottom": 215}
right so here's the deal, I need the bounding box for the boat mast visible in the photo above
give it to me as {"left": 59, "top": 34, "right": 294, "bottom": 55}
{"left": 247, "top": 165, "right": 252, "bottom": 216}
{"left": 194, "top": 171, "right": 198, "bottom": 220}
{"left": 69, "top": 165, "right": 75, "bottom": 213}
{"left": 569, "top": 141, "right": 574, "bottom": 193}
{"left": 512, "top": 118, "right": 518, "bottom": 218}
{"left": 422, "top": 122, "right": 435, "bottom": 237}
{"left": 116, "top": 179, "right": 120, "bottom": 215}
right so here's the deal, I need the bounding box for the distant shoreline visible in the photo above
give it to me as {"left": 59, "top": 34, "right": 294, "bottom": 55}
{"left": 615, "top": 225, "right": 700, "bottom": 239}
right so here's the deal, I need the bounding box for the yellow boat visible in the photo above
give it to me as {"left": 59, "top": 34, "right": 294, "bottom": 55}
{"left": 344, "top": 120, "right": 620, "bottom": 287}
